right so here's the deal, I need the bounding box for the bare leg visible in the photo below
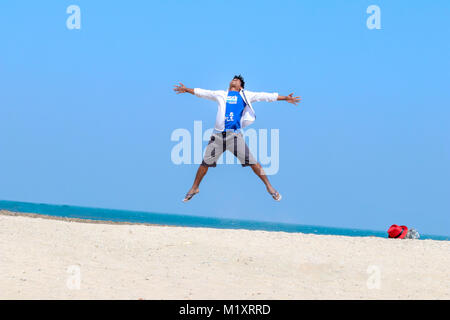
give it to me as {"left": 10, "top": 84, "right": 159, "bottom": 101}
{"left": 250, "top": 163, "right": 277, "bottom": 195}
{"left": 187, "top": 164, "right": 209, "bottom": 195}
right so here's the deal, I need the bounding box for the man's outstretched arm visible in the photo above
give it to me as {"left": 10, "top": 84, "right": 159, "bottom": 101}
{"left": 247, "top": 91, "right": 301, "bottom": 106}
{"left": 173, "top": 83, "right": 221, "bottom": 101}
{"left": 277, "top": 93, "right": 301, "bottom": 105}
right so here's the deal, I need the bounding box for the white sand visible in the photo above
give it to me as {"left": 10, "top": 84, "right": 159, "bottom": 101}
{"left": 0, "top": 210, "right": 449, "bottom": 300}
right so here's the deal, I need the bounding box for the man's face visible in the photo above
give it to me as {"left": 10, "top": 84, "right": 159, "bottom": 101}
{"left": 230, "top": 78, "right": 242, "bottom": 89}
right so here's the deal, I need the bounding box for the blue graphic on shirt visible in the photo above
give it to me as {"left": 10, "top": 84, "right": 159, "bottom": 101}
{"left": 224, "top": 91, "right": 246, "bottom": 131}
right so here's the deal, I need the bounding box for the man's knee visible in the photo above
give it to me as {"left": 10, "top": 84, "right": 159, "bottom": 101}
{"left": 250, "top": 162, "right": 261, "bottom": 169}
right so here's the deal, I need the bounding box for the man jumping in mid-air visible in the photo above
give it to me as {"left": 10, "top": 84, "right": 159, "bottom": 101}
{"left": 174, "top": 75, "right": 301, "bottom": 202}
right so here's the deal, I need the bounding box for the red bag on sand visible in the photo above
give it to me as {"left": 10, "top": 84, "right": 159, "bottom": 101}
{"left": 387, "top": 224, "right": 408, "bottom": 239}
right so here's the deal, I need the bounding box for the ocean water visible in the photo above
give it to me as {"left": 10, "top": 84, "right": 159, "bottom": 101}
{"left": 0, "top": 200, "right": 448, "bottom": 241}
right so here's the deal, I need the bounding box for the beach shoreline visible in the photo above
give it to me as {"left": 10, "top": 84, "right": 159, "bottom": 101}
{"left": 0, "top": 209, "right": 170, "bottom": 227}
{"left": 1, "top": 210, "right": 449, "bottom": 299}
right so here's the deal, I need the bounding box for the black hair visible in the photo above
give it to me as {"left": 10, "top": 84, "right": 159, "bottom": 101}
{"left": 233, "top": 74, "right": 245, "bottom": 89}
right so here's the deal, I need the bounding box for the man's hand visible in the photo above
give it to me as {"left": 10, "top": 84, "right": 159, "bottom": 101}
{"left": 279, "top": 93, "right": 301, "bottom": 105}
{"left": 286, "top": 93, "right": 301, "bottom": 105}
{"left": 173, "top": 82, "right": 194, "bottom": 95}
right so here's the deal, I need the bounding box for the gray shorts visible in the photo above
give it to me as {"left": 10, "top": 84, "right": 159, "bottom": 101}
{"left": 201, "top": 131, "right": 257, "bottom": 167}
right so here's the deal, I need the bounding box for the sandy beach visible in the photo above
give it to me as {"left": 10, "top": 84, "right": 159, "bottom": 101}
{"left": 0, "top": 210, "right": 449, "bottom": 300}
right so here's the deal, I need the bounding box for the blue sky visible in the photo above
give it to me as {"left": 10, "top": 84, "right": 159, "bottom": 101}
{"left": 1, "top": 1, "right": 449, "bottom": 236}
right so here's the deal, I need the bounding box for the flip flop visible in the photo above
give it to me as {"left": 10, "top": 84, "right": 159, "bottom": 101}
{"left": 182, "top": 192, "right": 199, "bottom": 203}
{"left": 270, "top": 192, "right": 282, "bottom": 202}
